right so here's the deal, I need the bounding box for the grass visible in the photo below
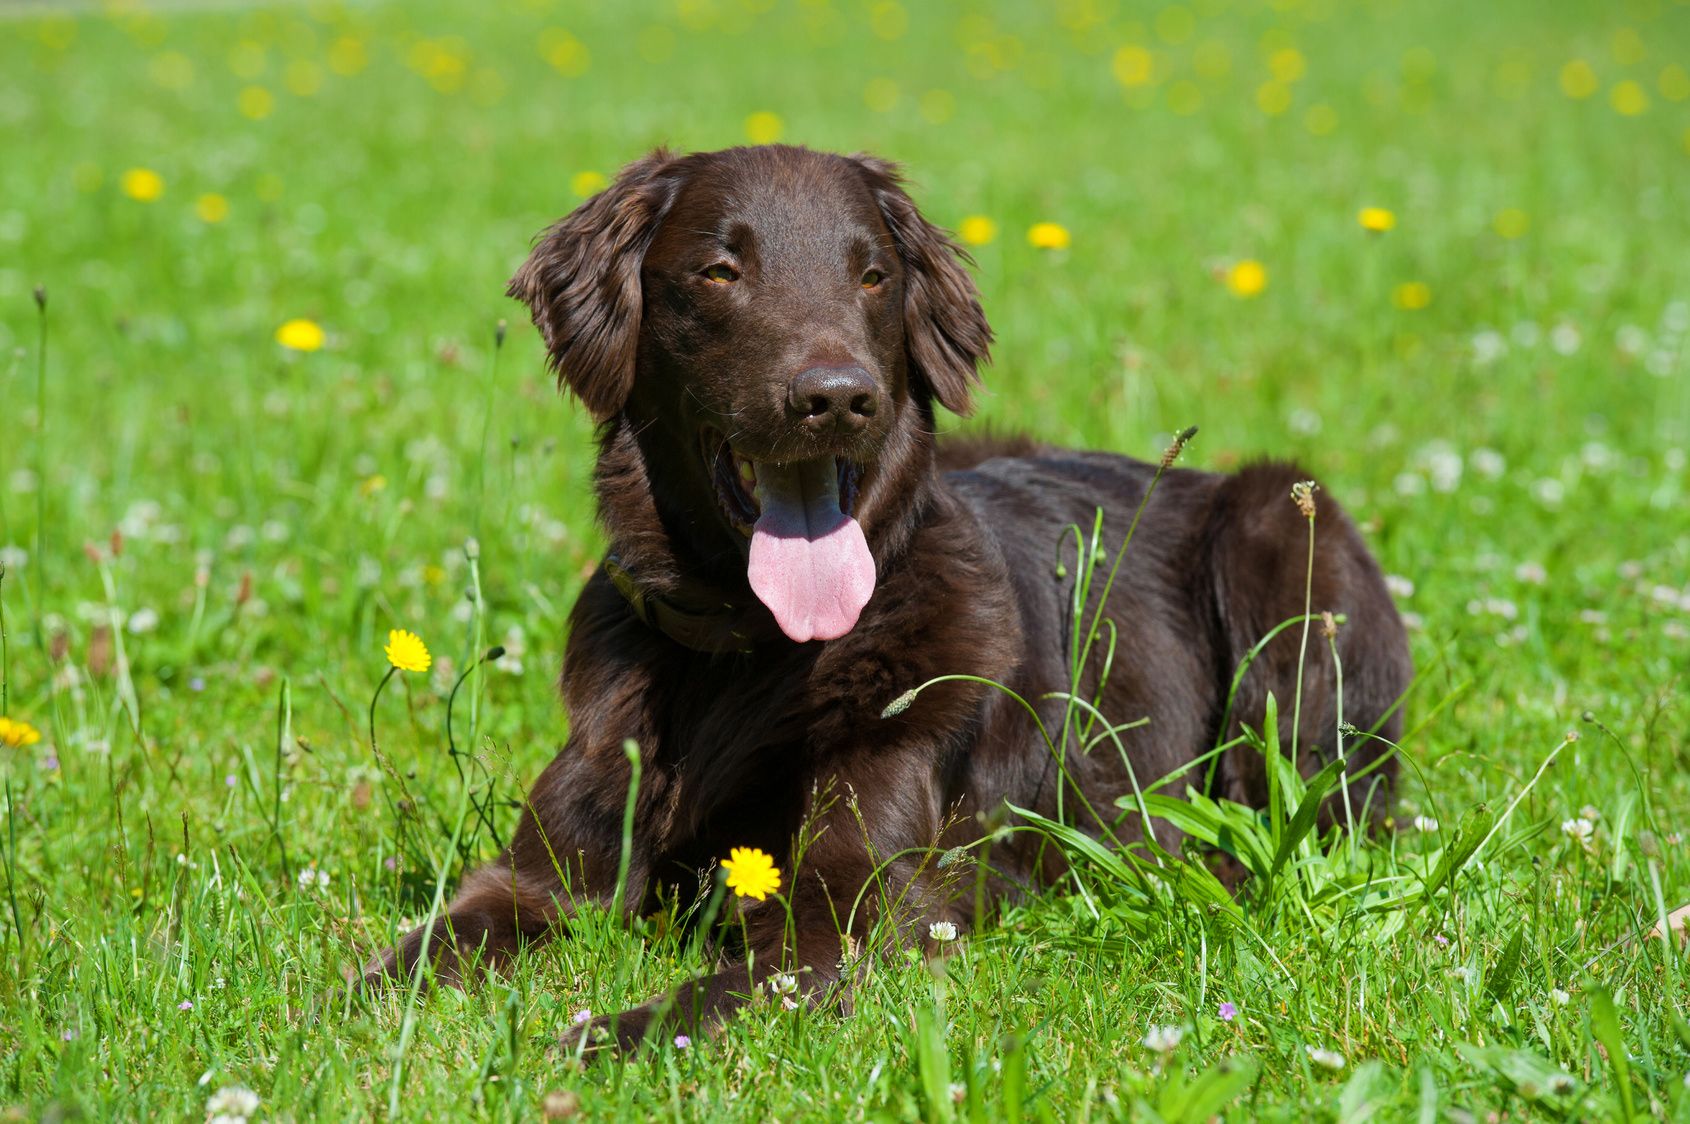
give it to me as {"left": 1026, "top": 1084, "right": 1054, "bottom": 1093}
{"left": 2, "top": 0, "right": 1689, "bottom": 1118}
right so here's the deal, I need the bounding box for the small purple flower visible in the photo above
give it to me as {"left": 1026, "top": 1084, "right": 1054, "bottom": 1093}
{"left": 42, "top": 755, "right": 60, "bottom": 771}
{"left": 61, "top": 1029, "right": 77, "bottom": 1042}
{"left": 384, "top": 856, "right": 398, "bottom": 871}
{"left": 225, "top": 774, "right": 237, "bottom": 788}
{"left": 572, "top": 1008, "right": 592, "bottom": 1025}
{"left": 1433, "top": 933, "right": 1450, "bottom": 947}
{"left": 178, "top": 1000, "right": 193, "bottom": 1011}
{"left": 1218, "top": 1002, "right": 1237, "bottom": 1022}
{"left": 190, "top": 677, "right": 206, "bottom": 692}
{"left": 673, "top": 1034, "right": 691, "bottom": 1049}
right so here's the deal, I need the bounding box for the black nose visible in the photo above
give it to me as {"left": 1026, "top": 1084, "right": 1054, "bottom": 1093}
{"left": 786, "top": 366, "right": 879, "bottom": 434}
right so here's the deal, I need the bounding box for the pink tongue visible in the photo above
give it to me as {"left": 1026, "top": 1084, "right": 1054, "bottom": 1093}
{"left": 747, "top": 459, "right": 875, "bottom": 643}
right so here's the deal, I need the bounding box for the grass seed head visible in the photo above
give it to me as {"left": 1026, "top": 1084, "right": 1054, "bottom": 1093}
{"left": 1291, "top": 479, "right": 1319, "bottom": 519}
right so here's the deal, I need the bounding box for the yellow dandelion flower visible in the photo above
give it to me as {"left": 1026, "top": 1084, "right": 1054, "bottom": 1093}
{"left": 120, "top": 168, "right": 165, "bottom": 202}
{"left": 1392, "top": 281, "right": 1432, "bottom": 310}
{"left": 868, "top": 1, "right": 908, "bottom": 41}
{"left": 919, "top": 89, "right": 955, "bottom": 124}
{"left": 1559, "top": 59, "right": 1598, "bottom": 99}
{"left": 1255, "top": 80, "right": 1293, "bottom": 116}
{"left": 744, "top": 111, "right": 783, "bottom": 144}
{"left": 359, "top": 474, "right": 387, "bottom": 497}
{"left": 1225, "top": 259, "right": 1267, "bottom": 298}
{"left": 275, "top": 319, "right": 325, "bottom": 352}
{"left": 721, "top": 846, "right": 781, "bottom": 901}
{"left": 957, "top": 215, "right": 998, "bottom": 246}
{"left": 195, "top": 193, "right": 229, "bottom": 223}
{"left": 1358, "top": 206, "right": 1396, "bottom": 233}
{"left": 284, "top": 59, "right": 323, "bottom": 97}
{"left": 327, "top": 36, "right": 368, "bottom": 77}
{"left": 1494, "top": 208, "right": 1530, "bottom": 239}
{"left": 238, "top": 85, "right": 275, "bottom": 120}
{"left": 1609, "top": 80, "right": 1649, "bottom": 116}
{"left": 570, "top": 170, "right": 608, "bottom": 198}
{"left": 1269, "top": 47, "right": 1306, "bottom": 83}
{"left": 0, "top": 717, "right": 43, "bottom": 749}
{"left": 384, "top": 629, "right": 432, "bottom": 674}
{"left": 863, "top": 76, "right": 900, "bottom": 113}
{"left": 1660, "top": 64, "right": 1690, "bottom": 102}
{"left": 1111, "top": 44, "right": 1155, "bottom": 88}
{"left": 1027, "top": 222, "right": 1071, "bottom": 250}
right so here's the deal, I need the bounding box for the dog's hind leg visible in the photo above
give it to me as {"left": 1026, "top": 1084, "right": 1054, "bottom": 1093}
{"left": 1202, "top": 462, "right": 1413, "bottom": 826}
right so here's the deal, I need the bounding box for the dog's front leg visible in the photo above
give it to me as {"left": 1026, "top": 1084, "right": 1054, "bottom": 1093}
{"left": 362, "top": 739, "right": 663, "bottom": 988}
{"left": 577, "top": 745, "right": 953, "bottom": 1051}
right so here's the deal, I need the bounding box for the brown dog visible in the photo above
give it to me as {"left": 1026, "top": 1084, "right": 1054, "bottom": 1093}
{"left": 365, "top": 145, "right": 1411, "bottom": 1048}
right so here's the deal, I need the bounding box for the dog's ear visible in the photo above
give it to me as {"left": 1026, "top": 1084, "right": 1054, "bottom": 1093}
{"left": 854, "top": 156, "right": 993, "bottom": 416}
{"left": 507, "top": 149, "right": 679, "bottom": 419}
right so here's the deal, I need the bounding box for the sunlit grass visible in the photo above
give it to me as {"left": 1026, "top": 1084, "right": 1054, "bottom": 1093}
{"left": 1, "top": 0, "right": 1688, "bottom": 1119}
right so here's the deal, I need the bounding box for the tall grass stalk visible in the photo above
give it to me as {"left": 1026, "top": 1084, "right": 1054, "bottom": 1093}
{"left": 1051, "top": 426, "right": 1195, "bottom": 824}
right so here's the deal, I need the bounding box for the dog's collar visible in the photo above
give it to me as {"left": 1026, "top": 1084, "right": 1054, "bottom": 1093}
{"left": 602, "top": 554, "right": 763, "bottom": 655}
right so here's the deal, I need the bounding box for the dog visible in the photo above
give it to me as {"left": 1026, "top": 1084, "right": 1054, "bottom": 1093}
{"left": 365, "top": 144, "right": 1412, "bottom": 1049}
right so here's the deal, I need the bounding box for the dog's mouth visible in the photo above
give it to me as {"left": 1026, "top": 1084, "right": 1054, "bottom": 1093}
{"left": 701, "top": 427, "right": 875, "bottom": 644}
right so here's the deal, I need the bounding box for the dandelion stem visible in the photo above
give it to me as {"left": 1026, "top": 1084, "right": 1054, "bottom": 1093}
{"left": 32, "top": 286, "right": 47, "bottom": 650}
{"left": 368, "top": 665, "right": 397, "bottom": 753}
{"left": 0, "top": 565, "right": 9, "bottom": 716}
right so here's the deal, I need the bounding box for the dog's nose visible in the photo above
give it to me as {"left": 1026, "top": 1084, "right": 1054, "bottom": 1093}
{"left": 786, "top": 366, "right": 879, "bottom": 434}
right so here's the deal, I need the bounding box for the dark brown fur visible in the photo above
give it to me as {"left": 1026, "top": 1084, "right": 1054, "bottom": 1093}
{"left": 365, "top": 146, "right": 1412, "bottom": 1050}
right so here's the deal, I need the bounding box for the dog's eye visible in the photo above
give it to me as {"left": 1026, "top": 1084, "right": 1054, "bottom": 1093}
{"left": 860, "top": 269, "right": 884, "bottom": 289}
{"left": 703, "top": 263, "right": 739, "bottom": 284}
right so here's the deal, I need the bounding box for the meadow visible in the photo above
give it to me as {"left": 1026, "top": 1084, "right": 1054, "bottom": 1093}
{"left": 2, "top": 0, "right": 1689, "bottom": 1119}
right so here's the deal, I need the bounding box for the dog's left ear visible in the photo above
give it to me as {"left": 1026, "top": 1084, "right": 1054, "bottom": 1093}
{"left": 854, "top": 156, "right": 993, "bottom": 416}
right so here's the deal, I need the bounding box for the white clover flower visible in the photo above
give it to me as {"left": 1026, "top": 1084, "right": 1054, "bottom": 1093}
{"left": 1532, "top": 479, "right": 1566, "bottom": 507}
{"left": 1385, "top": 574, "right": 1416, "bottom": 600}
{"left": 1469, "top": 448, "right": 1507, "bottom": 479}
{"left": 205, "top": 1084, "right": 259, "bottom": 1123}
{"left": 1142, "top": 1024, "right": 1183, "bottom": 1053}
{"left": 1550, "top": 988, "right": 1571, "bottom": 1006}
{"left": 1412, "top": 815, "right": 1440, "bottom": 833}
{"left": 771, "top": 972, "right": 798, "bottom": 996}
{"left": 928, "top": 921, "right": 958, "bottom": 942}
{"left": 1547, "top": 1072, "right": 1577, "bottom": 1095}
{"left": 296, "top": 866, "right": 330, "bottom": 890}
{"left": 1514, "top": 562, "right": 1547, "bottom": 585}
{"left": 1470, "top": 330, "right": 1507, "bottom": 366}
{"left": 1561, "top": 818, "right": 1596, "bottom": 851}
{"left": 1305, "top": 1046, "right": 1346, "bottom": 1070}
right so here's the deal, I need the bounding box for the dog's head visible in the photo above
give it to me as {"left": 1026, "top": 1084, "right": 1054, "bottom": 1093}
{"left": 509, "top": 145, "right": 992, "bottom": 643}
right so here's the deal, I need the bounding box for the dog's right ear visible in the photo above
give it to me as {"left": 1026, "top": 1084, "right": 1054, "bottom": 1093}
{"left": 507, "top": 149, "right": 678, "bottom": 420}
